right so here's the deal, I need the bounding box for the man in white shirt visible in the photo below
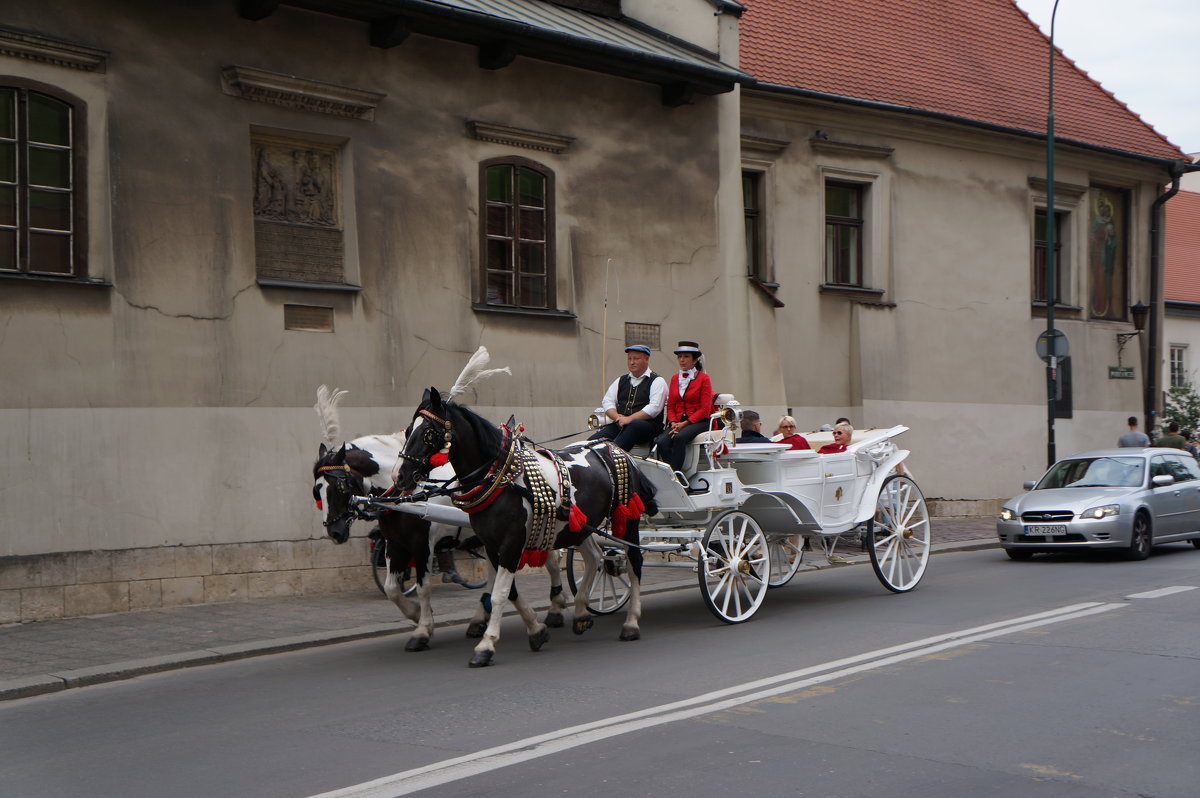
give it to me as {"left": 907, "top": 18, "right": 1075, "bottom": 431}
{"left": 589, "top": 345, "right": 667, "bottom": 451}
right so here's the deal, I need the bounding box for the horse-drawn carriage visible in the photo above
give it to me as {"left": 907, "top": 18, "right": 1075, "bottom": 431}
{"left": 314, "top": 349, "right": 930, "bottom": 665}
{"left": 565, "top": 405, "right": 929, "bottom": 623}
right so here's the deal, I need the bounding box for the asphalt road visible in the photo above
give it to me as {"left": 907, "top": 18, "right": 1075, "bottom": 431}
{"left": 2, "top": 546, "right": 1198, "bottom": 798}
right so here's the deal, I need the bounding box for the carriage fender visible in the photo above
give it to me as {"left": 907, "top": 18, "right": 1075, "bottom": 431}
{"left": 737, "top": 489, "right": 821, "bottom": 534}
{"left": 853, "top": 449, "right": 911, "bottom": 525}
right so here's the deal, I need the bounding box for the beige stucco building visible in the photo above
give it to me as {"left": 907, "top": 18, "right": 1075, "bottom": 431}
{"left": 1, "top": 0, "right": 1191, "bottom": 620}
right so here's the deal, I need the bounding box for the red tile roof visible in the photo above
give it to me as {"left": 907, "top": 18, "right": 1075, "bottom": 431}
{"left": 1166, "top": 190, "right": 1200, "bottom": 303}
{"left": 738, "top": 0, "right": 1185, "bottom": 162}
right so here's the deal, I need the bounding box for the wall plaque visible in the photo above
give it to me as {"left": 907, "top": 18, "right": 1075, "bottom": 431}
{"left": 252, "top": 135, "right": 344, "bottom": 283}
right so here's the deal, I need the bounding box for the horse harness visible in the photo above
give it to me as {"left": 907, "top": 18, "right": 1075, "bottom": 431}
{"left": 413, "top": 407, "right": 643, "bottom": 567}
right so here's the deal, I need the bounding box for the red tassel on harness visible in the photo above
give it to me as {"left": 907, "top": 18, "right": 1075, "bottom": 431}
{"left": 518, "top": 550, "right": 550, "bottom": 570}
{"left": 568, "top": 503, "right": 587, "bottom": 533}
{"left": 429, "top": 452, "right": 450, "bottom": 468}
{"left": 610, "top": 493, "right": 646, "bottom": 540}
{"left": 315, "top": 500, "right": 323, "bottom": 511}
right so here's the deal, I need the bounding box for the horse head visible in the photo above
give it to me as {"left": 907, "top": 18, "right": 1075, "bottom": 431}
{"left": 394, "top": 387, "right": 453, "bottom": 494}
{"left": 313, "top": 442, "right": 380, "bottom": 544}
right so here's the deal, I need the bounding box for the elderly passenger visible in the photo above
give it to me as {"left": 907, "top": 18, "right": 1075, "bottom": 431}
{"left": 818, "top": 422, "right": 852, "bottom": 453}
{"left": 737, "top": 410, "right": 772, "bottom": 443}
{"left": 772, "top": 415, "right": 811, "bottom": 451}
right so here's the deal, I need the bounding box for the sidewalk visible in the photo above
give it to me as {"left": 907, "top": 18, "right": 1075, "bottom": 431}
{"left": 0, "top": 517, "right": 996, "bottom": 701}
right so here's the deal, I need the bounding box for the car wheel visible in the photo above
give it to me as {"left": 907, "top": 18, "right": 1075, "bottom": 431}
{"left": 1191, "top": 537, "right": 1200, "bottom": 550}
{"left": 1126, "top": 513, "right": 1152, "bottom": 561}
{"left": 1005, "top": 548, "right": 1034, "bottom": 561}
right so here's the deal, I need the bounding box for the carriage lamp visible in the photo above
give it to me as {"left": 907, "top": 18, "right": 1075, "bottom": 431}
{"left": 1116, "top": 301, "right": 1150, "bottom": 365}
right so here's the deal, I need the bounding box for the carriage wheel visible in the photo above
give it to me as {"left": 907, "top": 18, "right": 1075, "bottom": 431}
{"left": 767, "top": 534, "right": 804, "bottom": 588}
{"left": 868, "top": 474, "right": 930, "bottom": 593}
{"left": 566, "top": 545, "right": 632, "bottom": 616}
{"left": 699, "top": 510, "right": 770, "bottom": 623}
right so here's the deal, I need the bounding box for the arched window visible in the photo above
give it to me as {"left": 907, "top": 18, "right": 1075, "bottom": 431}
{"left": 479, "top": 157, "right": 555, "bottom": 310}
{"left": 0, "top": 83, "right": 85, "bottom": 277}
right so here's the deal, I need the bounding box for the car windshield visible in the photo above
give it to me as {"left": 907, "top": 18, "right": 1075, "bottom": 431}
{"left": 1036, "top": 456, "right": 1145, "bottom": 489}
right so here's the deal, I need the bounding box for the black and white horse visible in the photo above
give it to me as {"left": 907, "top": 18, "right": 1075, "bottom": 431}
{"left": 394, "top": 386, "right": 658, "bottom": 667}
{"left": 312, "top": 385, "right": 569, "bottom": 651}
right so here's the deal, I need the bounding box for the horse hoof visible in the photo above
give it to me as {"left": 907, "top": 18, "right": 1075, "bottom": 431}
{"left": 405, "top": 636, "right": 430, "bottom": 652}
{"left": 465, "top": 622, "right": 486, "bottom": 639}
{"left": 573, "top": 617, "right": 594, "bottom": 636}
{"left": 528, "top": 627, "right": 550, "bottom": 652}
{"left": 468, "top": 650, "right": 494, "bottom": 668}
{"left": 619, "top": 627, "right": 641, "bottom": 642}
{"left": 544, "top": 611, "right": 564, "bottom": 628}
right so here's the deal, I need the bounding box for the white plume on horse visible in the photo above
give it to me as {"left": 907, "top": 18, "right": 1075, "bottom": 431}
{"left": 445, "top": 346, "right": 511, "bottom": 401}
{"left": 314, "top": 385, "right": 349, "bottom": 445}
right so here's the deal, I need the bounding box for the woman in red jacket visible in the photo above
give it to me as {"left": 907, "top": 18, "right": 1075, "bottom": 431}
{"left": 653, "top": 341, "right": 715, "bottom": 481}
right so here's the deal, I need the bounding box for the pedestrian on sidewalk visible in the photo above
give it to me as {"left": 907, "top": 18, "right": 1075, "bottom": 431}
{"left": 1156, "top": 421, "right": 1188, "bottom": 450}
{"left": 1117, "top": 416, "right": 1150, "bottom": 447}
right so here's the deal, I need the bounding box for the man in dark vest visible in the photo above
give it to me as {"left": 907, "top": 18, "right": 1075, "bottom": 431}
{"left": 589, "top": 344, "right": 667, "bottom": 451}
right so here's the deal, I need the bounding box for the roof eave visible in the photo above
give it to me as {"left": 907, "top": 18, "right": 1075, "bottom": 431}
{"left": 747, "top": 82, "right": 1183, "bottom": 168}
{"left": 271, "top": 0, "right": 752, "bottom": 96}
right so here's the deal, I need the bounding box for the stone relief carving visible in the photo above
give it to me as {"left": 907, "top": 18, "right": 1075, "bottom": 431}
{"left": 253, "top": 144, "right": 337, "bottom": 227}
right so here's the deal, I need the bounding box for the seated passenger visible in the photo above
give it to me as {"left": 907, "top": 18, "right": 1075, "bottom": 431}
{"left": 653, "top": 340, "right": 715, "bottom": 481}
{"left": 818, "top": 422, "right": 852, "bottom": 453}
{"left": 771, "top": 415, "right": 811, "bottom": 450}
{"left": 588, "top": 344, "right": 667, "bottom": 451}
{"left": 736, "top": 410, "right": 772, "bottom": 443}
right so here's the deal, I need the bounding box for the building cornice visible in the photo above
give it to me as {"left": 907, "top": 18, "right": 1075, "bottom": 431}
{"left": 467, "top": 120, "right": 575, "bottom": 154}
{"left": 220, "top": 65, "right": 386, "bottom": 120}
{"left": 0, "top": 27, "right": 108, "bottom": 72}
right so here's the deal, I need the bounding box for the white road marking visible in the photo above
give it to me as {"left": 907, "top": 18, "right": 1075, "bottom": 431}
{"left": 1124, "top": 585, "right": 1198, "bottom": 599}
{"left": 307, "top": 601, "right": 1124, "bottom": 798}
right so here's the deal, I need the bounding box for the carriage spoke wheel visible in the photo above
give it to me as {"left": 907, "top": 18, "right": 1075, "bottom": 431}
{"left": 767, "top": 534, "right": 804, "bottom": 588}
{"left": 868, "top": 474, "right": 930, "bottom": 593}
{"left": 699, "top": 510, "right": 770, "bottom": 623}
{"left": 566, "top": 545, "right": 631, "bottom": 616}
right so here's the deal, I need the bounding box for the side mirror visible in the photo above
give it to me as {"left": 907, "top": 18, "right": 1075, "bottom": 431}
{"left": 1022, "top": 481, "right": 1036, "bottom": 491}
{"left": 1152, "top": 474, "right": 1175, "bottom": 487}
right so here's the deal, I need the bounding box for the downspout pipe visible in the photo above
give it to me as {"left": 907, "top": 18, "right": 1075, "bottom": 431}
{"left": 1146, "top": 159, "right": 1200, "bottom": 437}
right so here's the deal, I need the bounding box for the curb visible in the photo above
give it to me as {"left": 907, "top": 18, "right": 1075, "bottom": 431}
{"left": 0, "top": 540, "right": 997, "bottom": 702}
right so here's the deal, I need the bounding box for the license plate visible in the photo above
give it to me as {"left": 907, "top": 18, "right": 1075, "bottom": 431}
{"left": 1024, "top": 524, "right": 1068, "bottom": 536}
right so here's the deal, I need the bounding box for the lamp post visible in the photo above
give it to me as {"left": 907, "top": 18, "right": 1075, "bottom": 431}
{"left": 1044, "top": 0, "right": 1062, "bottom": 469}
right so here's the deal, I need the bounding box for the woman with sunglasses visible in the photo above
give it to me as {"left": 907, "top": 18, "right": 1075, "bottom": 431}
{"left": 772, "top": 415, "right": 811, "bottom": 451}
{"left": 818, "top": 422, "right": 853, "bottom": 453}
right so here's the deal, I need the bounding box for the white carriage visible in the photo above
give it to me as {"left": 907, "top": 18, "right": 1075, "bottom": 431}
{"left": 568, "top": 400, "right": 930, "bottom": 623}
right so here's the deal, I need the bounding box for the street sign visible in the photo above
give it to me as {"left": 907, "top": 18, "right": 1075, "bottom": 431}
{"left": 1109, "top": 366, "right": 1135, "bottom": 380}
{"left": 1036, "top": 329, "right": 1069, "bottom": 362}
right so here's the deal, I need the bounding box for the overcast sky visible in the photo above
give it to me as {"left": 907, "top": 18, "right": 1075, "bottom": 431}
{"left": 1013, "top": 0, "right": 1200, "bottom": 156}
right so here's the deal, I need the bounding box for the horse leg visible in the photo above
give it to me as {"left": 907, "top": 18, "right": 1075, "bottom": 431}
{"left": 505, "top": 579, "right": 549, "bottom": 652}
{"left": 571, "top": 541, "right": 598, "bottom": 636}
{"left": 542, "top": 551, "right": 567, "bottom": 628}
{"left": 619, "top": 526, "right": 645, "bottom": 641}
{"left": 470, "top": 567, "right": 515, "bottom": 668}
{"left": 466, "top": 560, "right": 497, "bottom": 638}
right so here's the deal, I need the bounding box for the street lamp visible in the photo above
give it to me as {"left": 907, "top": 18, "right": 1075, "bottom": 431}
{"left": 1044, "top": 0, "right": 1062, "bottom": 468}
{"left": 1116, "top": 300, "right": 1150, "bottom": 366}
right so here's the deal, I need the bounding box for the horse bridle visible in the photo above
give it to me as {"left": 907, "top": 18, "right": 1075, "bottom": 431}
{"left": 315, "top": 462, "right": 365, "bottom": 528}
{"left": 397, "top": 409, "right": 453, "bottom": 473}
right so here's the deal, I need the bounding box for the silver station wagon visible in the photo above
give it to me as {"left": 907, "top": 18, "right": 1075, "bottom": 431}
{"left": 997, "top": 448, "right": 1200, "bottom": 560}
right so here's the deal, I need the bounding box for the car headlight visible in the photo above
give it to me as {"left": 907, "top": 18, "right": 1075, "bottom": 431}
{"left": 999, "top": 508, "right": 1015, "bottom": 521}
{"left": 1080, "top": 504, "right": 1119, "bottom": 520}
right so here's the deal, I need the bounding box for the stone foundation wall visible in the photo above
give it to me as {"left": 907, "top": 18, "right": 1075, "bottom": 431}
{"left": 0, "top": 539, "right": 431, "bottom": 623}
{"left": 927, "top": 498, "right": 1003, "bottom": 518}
